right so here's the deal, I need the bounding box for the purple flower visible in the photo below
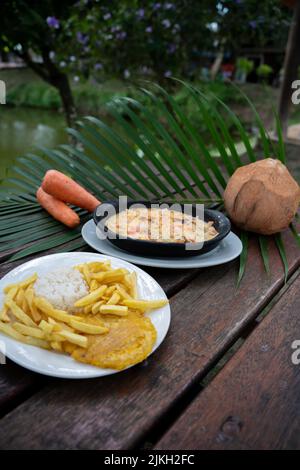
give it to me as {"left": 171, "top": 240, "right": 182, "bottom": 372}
{"left": 167, "top": 43, "right": 177, "bottom": 54}
{"left": 172, "top": 23, "right": 180, "bottom": 33}
{"left": 153, "top": 2, "right": 161, "bottom": 10}
{"left": 59, "top": 60, "right": 66, "bottom": 68}
{"left": 69, "top": 55, "right": 76, "bottom": 62}
{"left": 164, "top": 70, "right": 172, "bottom": 77}
{"left": 116, "top": 31, "right": 127, "bottom": 40}
{"left": 46, "top": 16, "right": 60, "bottom": 29}
{"left": 103, "top": 12, "right": 111, "bottom": 20}
{"left": 73, "top": 76, "right": 80, "bottom": 83}
{"left": 94, "top": 63, "right": 103, "bottom": 71}
{"left": 111, "top": 25, "right": 121, "bottom": 33}
{"left": 145, "top": 26, "right": 153, "bottom": 33}
{"left": 162, "top": 19, "right": 171, "bottom": 28}
{"left": 164, "top": 2, "right": 174, "bottom": 9}
{"left": 136, "top": 8, "right": 145, "bottom": 18}
{"left": 49, "top": 51, "right": 55, "bottom": 60}
{"left": 124, "top": 69, "right": 131, "bottom": 79}
{"left": 141, "top": 66, "right": 150, "bottom": 74}
{"left": 76, "top": 32, "right": 89, "bottom": 45}
{"left": 249, "top": 20, "right": 257, "bottom": 29}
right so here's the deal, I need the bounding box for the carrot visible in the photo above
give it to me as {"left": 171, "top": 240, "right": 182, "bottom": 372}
{"left": 42, "top": 169, "right": 100, "bottom": 212}
{"left": 36, "top": 187, "right": 80, "bottom": 228}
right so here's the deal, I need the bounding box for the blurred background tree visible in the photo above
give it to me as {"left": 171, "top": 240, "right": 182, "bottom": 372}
{"left": 0, "top": 0, "right": 78, "bottom": 125}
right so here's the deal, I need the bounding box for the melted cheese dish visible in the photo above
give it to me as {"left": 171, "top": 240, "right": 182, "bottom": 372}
{"left": 106, "top": 208, "right": 218, "bottom": 244}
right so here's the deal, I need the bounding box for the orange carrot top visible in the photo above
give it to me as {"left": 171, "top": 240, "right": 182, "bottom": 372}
{"left": 36, "top": 187, "right": 80, "bottom": 228}
{"left": 42, "top": 169, "right": 101, "bottom": 212}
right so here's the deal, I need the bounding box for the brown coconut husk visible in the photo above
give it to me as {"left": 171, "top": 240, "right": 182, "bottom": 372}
{"left": 224, "top": 158, "right": 300, "bottom": 235}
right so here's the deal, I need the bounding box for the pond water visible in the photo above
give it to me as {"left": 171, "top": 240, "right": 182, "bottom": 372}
{"left": 0, "top": 106, "right": 67, "bottom": 179}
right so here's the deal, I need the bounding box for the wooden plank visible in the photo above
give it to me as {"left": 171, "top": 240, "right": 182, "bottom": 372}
{"left": 0, "top": 360, "right": 37, "bottom": 414}
{"left": 156, "top": 271, "right": 300, "bottom": 450}
{"left": 0, "top": 231, "right": 298, "bottom": 450}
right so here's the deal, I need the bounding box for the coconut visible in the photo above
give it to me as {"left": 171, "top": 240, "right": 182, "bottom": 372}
{"left": 224, "top": 158, "right": 300, "bottom": 235}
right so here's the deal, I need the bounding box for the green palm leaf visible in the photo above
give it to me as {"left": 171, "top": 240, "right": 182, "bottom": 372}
{"left": 258, "top": 235, "right": 270, "bottom": 275}
{"left": 274, "top": 233, "right": 289, "bottom": 282}
{"left": 237, "top": 231, "right": 249, "bottom": 286}
{"left": 0, "top": 80, "right": 297, "bottom": 284}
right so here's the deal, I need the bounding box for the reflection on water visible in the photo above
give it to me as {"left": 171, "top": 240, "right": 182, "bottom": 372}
{"left": 0, "top": 106, "right": 67, "bottom": 178}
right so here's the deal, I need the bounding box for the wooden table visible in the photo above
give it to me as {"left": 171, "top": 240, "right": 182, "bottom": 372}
{"left": 0, "top": 224, "right": 299, "bottom": 450}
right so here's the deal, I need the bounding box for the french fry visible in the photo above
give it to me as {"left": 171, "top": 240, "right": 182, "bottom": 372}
{"left": 0, "top": 286, "right": 19, "bottom": 322}
{"left": 105, "top": 285, "right": 116, "bottom": 296}
{"left": 4, "top": 273, "right": 37, "bottom": 294}
{"left": 0, "top": 304, "right": 10, "bottom": 323}
{"left": 122, "top": 299, "right": 168, "bottom": 311}
{"left": 106, "top": 292, "right": 121, "bottom": 305}
{"left": 92, "top": 269, "right": 126, "bottom": 284}
{"left": 39, "top": 319, "right": 55, "bottom": 334}
{"left": 82, "top": 264, "right": 91, "bottom": 286}
{"left": 115, "top": 283, "right": 132, "bottom": 300}
{"left": 87, "top": 261, "right": 111, "bottom": 272}
{"left": 90, "top": 272, "right": 105, "bottom": 282}
{"left": 74, "top": 285, "right": 107, "bottom": 307}
{"left": 58, "top": 329, "right": 88, "bottom": 348}
{"left": 69, "top": 318, "right": 109, "bottom": 335}
{"left": 25, "top": 288, "right": 42, "bottom": 323}
{"left": 84, "top": 304, "right": 93, "bottom": 314}
{"left": 5, "top": 299, "right": 36, "bottom": 327}
{"left": 34, "top": 297, "right": 82, "bottom": 324}
{"left": 6, "top": 286, "right": 18, "bottom": 301}
{"left": 15, "top": 288, "right": 25, "bottom": 307}
{"left": 63, "top": 341, "right": 77, "bottom": 354}
{"left": 0, "top": 320, "right": 27, "bottom": 341}
{"left": 13, "top": 322, "right": 45, "bottom": 339}
{"left": 90, "top": 279, "right": 99, "bottom": 291}
{"left": 47, "top": 317, "right": 64, "bottom": 331}
{"left": 25, "top": 337, "right": 50, "bottom": 349}
{"left": 91, "top": 300, "right": 104, "bottom": 314}
{"left": 50, "top": 341, "right": 63, "bottom": 352}
{"left": 100, "top": 305, "right": 128, "bottom": 316}
{"left": 0, "top": 320, "right": 48, "bottom": 348}
{"left": 130, "top": 272, "right": 138, "bottom": 299}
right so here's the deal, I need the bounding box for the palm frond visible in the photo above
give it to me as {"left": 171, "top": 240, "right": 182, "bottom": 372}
{"left": 289, "top": 223, "right": 300, "bottom": 248}
{"left": 274, "top": 233, "right": 289, "bottom": 282}
{"left": 237, "top": 231, "right": 249, "bottom": 286}
{"left": 258, "top": 235, "right": 270, "bottom": 275}
{"left": 0, "top": 80, "right": 297, "bottom": 283}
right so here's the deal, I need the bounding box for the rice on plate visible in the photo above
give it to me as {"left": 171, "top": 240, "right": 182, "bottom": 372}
{"left": 34, "top": 267, "right": 88, "bottom": 312}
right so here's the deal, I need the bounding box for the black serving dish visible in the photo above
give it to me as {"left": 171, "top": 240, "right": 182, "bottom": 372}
{"left": 93, "top": 201, "right": 231, "bottom": 258}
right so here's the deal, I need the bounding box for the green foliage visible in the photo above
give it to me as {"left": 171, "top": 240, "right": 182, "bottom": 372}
{"left": 3, "top": 0, "right": 287, "bottom": 84}
{"left": 7, "top": 82, "right": 61, "bottom": 108}
{"left": 0, "top": 81, "right": 295, "bottom": 284}
{"left": 236, "top": 58, "right": 254, "bottom": 76}
{"left": 256, "top": 64, "right": 274, "bottom": 79}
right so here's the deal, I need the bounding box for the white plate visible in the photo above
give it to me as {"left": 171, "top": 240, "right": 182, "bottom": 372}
{"left": 82, "top": 219, "right": 242, "bottom": 269}
{"left": 0, "top": 252, "right": 170, "bottom": 379}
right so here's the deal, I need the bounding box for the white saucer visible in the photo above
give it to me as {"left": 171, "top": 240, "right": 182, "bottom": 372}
{"left": 82, "top": 219, "right": 242, "bottom": 269}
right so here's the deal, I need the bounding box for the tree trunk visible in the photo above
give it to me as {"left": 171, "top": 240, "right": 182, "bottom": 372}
{"left": 211, "top": 49, "right": 224, "bottom": 81}
{"left": 278, "top": 1, "right": 300, "bottom": 136}
{"left": 20, "top": 49, "right": 77, "bottom": 127}
{"left": 52, "top": 73, "right": 77, "bottom": 127}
